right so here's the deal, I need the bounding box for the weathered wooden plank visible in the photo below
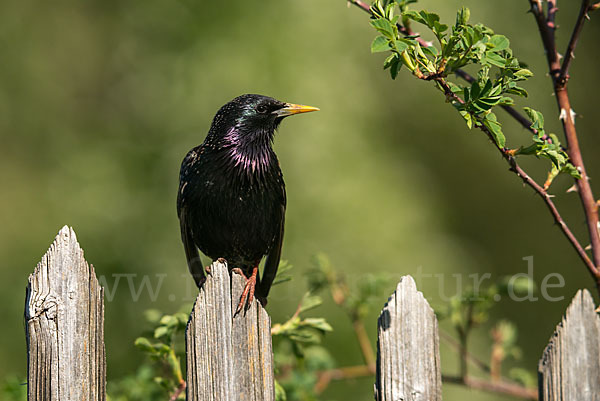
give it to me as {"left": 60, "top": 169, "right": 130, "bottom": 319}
{"left": 186, "top": 261, "right": 274, "bottom": 401}
{"left": 538, "top": 289, "right": 600, "bottom": 401}
{"left": 375, "top": 275, "right": 442, "bottom": 401}
{"left": 25, "top": 226, "right": 106, "bottom": 401}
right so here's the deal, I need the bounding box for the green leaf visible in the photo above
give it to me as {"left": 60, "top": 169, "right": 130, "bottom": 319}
{"left": 371, "top": 35, "right": 391, "bottom": 53}
{"left": 143, "top": 309, "right": 163, "bottom": 324}
{"left": 498, "top": 275, "right": 536, "bottom": 296}
{"left": 489, "top": 34, "right": 510, "bottom": 52}
{"left": 383, "top": 53, "right": 402, "bottom": 79}
{"left": 482, "top": 113, "right": 505, "bottom": 147}
{"left": 523, "top": 107, "right": 544, "bottom": 130}
{"left": 419, "top": 10, "right": 441, "bottom": 29}
{"left": 393, "top": 40, "right": 409, "bottom": 53}
{"left": 421, "top": 45, "right": 439, "bottom": 58}
{"left": 403, "top": 10, "right": 426, "bottom": 25}
{"left": 389, "top": 58, "right": 402, "bottom": 79}
{"left": 134, "top": 337, "right": 154, "bottom": 352}
{"left": 545, "top": 165, "right": 561, "bottom": 188}
{"left": 515, "top": 143, "right": 541, "bottom": 155}
{"left": 497, "top": 96, "right": 514, "bottom": 106}
{"left": 471, "top": 81, "right": 481, "bottom": 100}
{"left": 506, "top": 84, "right": 528, "bottom": 97}
{"left": 562, "top": 163, "right": 582, "bottom": 179}
{"left": 456, "top": 7, "right": 470, "bottom": 26}
{"left": 302, "top": 318, "right": 333, "bottom": 332}
{"left": 371, "top": 18, "right": 396, "bottom": 38}
{"left": 159, "top": 315, "right": 178, "bottom": 327}
{"left": 514, "top": 68, "right": 534, "bottom": 80}
{"left": 460, "top": 110, "right": 473, "bottom": 129}
{"left": 298, "top": 292, "right": 323, "bottom": 314}
{"left": 482, "top": 51, "right": 506, "bottom": 67}
{"left": 275, "top": 380, "right": 287, "bottom": 401}
{"left": 432, "top": 21, "right": 448, "bottom": 39}
{"left": 154, "top": 325, "right": 169, "bottom": 339}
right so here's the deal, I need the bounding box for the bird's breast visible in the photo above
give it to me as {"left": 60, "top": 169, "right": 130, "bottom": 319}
{"left": 183, "top": 148, "right": 285, "bottom": 266}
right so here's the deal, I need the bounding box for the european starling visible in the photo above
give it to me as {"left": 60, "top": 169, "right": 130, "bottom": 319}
{"left": 177, "top": 94, "right": 318, "bottom": 312}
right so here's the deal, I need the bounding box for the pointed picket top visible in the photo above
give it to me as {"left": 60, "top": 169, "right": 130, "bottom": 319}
{"left": 538, "top": 289, "right": 600, "bottom": 401}
{"left": 25, "top": 226, "right": 105, "bottom": 401}
{"left": 375, "top": 275, "right": 442, "bottom": 401}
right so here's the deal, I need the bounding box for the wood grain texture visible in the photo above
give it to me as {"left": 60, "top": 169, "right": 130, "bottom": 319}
{"left": 25, "top": 226, "right": 105, "bottom": 401}
{"left": 375, "top": 275, "right": 441, "bottom": 401}
{"left": 186, "top": 260, "right": 274, "bottom": 401}
{"left": 538, "top": 289, "right": 600, "bottom": 401}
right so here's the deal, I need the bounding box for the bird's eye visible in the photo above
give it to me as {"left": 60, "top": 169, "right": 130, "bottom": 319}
{"left": 256, "top": 105, "right": 268, "bottom": 114}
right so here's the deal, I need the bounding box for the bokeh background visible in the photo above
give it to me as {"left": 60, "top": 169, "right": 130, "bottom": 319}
{"left": 2, "top": 0, "right": 599, "bottom": 399}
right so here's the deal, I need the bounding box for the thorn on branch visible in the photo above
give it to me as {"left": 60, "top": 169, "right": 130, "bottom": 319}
{"left": 559, "top": 108, "right": 568, "bottom": 121}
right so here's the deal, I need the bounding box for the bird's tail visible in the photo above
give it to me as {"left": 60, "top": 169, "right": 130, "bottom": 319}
{"left": 180, "top": 209, "right": 205, "bottom": 288}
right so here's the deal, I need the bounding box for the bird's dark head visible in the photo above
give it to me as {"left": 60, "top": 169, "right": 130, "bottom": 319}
{"left": 209, "top": 94, "right": 319, "bottom": 144}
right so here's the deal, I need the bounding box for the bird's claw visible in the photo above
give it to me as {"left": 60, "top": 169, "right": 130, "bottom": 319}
{"left": 233, "top": 267, "right": 258, "bottom": 316}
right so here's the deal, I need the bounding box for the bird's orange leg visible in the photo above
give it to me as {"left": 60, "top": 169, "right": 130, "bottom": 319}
{"left": 233, "top": 264, "right": 259, "bottom": 315}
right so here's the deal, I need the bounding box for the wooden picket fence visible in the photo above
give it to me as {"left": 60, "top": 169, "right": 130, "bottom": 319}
{"left": 24, "top": 227, "right": 600, "bottom": 400}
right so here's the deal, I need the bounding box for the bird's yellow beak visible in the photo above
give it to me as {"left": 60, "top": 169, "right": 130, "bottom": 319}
{"left": 274, "top": 103, "right": 320, "bottom": 117}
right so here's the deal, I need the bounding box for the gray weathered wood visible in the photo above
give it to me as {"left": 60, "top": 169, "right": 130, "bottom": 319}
{"left": 375, "top": 275, "right": 442, "bottom": 401}
{"left": 25, "top": 226, "right": 106, "bottom": 401}
{"left": 186, "top": 260, "right": 274, "bottom": 401}
{"left": 538, "top": 289, "right": 600, "bottom": 401}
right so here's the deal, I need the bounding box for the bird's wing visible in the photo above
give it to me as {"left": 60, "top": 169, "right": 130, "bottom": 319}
{"left": 178, "top": 205, "right": 205, "bottom": 288}
{"left": 177, "top": 148, "right": 205, "bottom": 288}
{"left": 258, "top": 194, "right": 286, "bottom": 300}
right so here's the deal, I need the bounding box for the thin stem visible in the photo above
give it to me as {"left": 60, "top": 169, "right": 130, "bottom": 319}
{"left": 490, "top": 325, "right": 504, "bottom": 382}
{"left": 432, "top": 76, "right": 598, "bottom": 280}
{"left": 443, "top": 375, "right": 538, "bottom": 400}
{"left": 548, "top": 0, "right": 559, "bottom": 29}
{"left": 440, "top": 330, "right": 491, "bottom": 373}
{"left": 559, "top": 0, "right": 592, "bottom": 84}
{"left": 457, "top": 302, "right": 474, "bottom": 379}
{"left": 169, "top": 380, "right": 186, "bottom": 401}
{"left": 528, "top": 0, "right": 600, "bottom": 282}
{"left": 314, "top": 364, "right": 374, "bottom": 394}
{"left": 352, "top": 317, "right": 377, "bottom": 369}
{"left": 327, "top": 273, "right": 377, "bottom": 369}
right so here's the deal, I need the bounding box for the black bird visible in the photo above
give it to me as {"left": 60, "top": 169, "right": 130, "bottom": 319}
{"left": 177, "top": 94, "right": 318, "bottom": 312}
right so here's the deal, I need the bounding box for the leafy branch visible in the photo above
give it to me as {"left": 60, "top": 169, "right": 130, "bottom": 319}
{"left": 526, "top": 0, "right": 600, "bottom": 284}
{"left": 346, "top": 0, "right": 600, "bottom": 292}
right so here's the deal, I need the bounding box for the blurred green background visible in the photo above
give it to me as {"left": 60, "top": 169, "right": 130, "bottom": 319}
{"left": 2, "top": 0, "right": 599, "bottom": 399}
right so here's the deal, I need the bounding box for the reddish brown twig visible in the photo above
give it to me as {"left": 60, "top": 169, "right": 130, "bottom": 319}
{"left": 443, "top": 375, "right": 538, "bottom": 400}
{"left": 527, "top": 0, "right": 600, "bottom": 286}
{"left": 169, "top": 380, "right": 186, "bottom": 401}
{"left": 440, "top": 330, "right": 491, "bottom": 373}
{"left": 559, "top": 0, "right": 592, "bottom": 84}
{"left": 430, "top": 75, "right": 598, "bottom": 281}
{"left": 314, "top": 364, "right": 375, "bottom": 394}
